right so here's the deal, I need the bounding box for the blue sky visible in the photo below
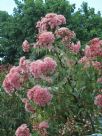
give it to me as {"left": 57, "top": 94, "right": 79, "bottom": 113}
{"left": 70, "top": 0, "right": 102, "bottom": 13}
{"left": 0, "top": 0, "right": 16, "bottom": 14}
{"left": 0, "top": 0, "right": 102, "bottom": 14}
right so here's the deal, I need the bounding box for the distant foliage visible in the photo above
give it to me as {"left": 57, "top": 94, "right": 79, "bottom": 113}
{"left": 0, "top": 0, "right": 102, "bottom": 64}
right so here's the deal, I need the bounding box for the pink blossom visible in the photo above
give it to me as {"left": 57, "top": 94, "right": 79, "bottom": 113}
{"left": 57, "top": 15, "right": 66, "bottom": 25}
{"left": 9, "top": 66, "right": 21, "bottom": 74}
{"left": 22, "top": 40, "right": 30, "bottom": 52}
{"left": 97, "top": 77, "right": 102, "bottom": 83}
{"left": 39, "top": 121, "right": 49, "bottom": 129}
{"left": 19, "top": 57, "right": 26, "bottom": 67}
{"left": 19, "top": 57, "right": 30, "bottom": 83}
{"left": 27, "top": 85, "right": 52, "bottom": 106}
{"left": 3, "top": 57, "right": 31, "bottom": 95}
{"left": 36, "top": 13, "right": 66, "bottom": 32}
{"left": 3, "top": 66, "right": 21, "bottom": 94}
{"left": 3, "top": 72, "right": 21, "bottom": 94}
{"left": 27, "top": 86, "right": 42, "bottom": 100}
{"left": 84, "top": 45, "right": 92, "bottom": 58}
{"left": 30, "top": 57, "right": 57, "bottom": 78}
{"left": 3, "top": 76, "right": 14, "bottom": 94}
{"left": 94, "top": 94, "right": 102, "bottom": 107}
{"left": 55, "top": 27, "right": 75, "bottom": 43}
{"left": 79, "top": 56, "right": 91, "bottom": 68}
{"left": 79, "top": 56, "right": 89, "bottom": 64}
{"left": 45, "top": 13, "right": 57, "bottom": 18}
{"left": 30, "top": 60, "right": 44, "bottom": 78}
{"left": 92, "top": 61, "right": 102, "bottom": 70}
{"left": 15, "top": 124, "right": 30, "bottom": 136}
{"left": 8, "top": 72, "right": 21, "bottom": 89}
{"left": 36, "top": 18, "right": 48, "bottom": 33}
{"left": 89, "top": 38, "right": 100, "bottom": 45}
{"left": 70, "top": 41, "right": 81, "bottom": 54}
{"left": 45, "top": 13, "right": 66, "bottom": 29}
{"left": 19, "top": 57, "right": 30, "bottom": 74}
{"left": 37, "top": 32, "right": 55, "bottom": 48}
{"left": 85, "top": 38, "right": 102, "bottom": 58}
{"left": 44, "top": 57, "right": 57, "bottom": 74}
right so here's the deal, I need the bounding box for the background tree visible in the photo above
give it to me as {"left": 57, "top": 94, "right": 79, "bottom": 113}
{"left": 70, "top": 2, "right": 102, "bottom": 44}
{"left": 0, "top": 0, "right": 102, "bottom": 64}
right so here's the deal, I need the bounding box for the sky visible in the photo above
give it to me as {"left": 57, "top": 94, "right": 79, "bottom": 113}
{"left": 70, "top": 0, "right": 102, "bottom": 13}
{"left": 0, "top": 0, "right": 16, "bottom": 14}
{"left": 0, "top": 0, "right": 102, "bottom": 14}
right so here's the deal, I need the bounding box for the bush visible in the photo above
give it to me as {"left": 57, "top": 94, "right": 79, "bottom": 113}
{"left": 2, "top": 13, "right": 102, "bottom": 136}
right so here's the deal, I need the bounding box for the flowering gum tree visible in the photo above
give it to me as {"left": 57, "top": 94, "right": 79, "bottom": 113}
{"left": 3, "top": 13, "right": 102, "bottom": 135}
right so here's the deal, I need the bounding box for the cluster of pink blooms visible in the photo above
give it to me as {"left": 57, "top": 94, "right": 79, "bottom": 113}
{"left": 3, "top": 67, "right": 21, "bottom": 94}
{"left": 33, "top": 121, "right": 49, "bottom": 136}
{"left": 38, "top": 121, "right": 49, "bottom": 129}
{"left": 69, "top": 41, "right": 81, "bottom": 54}
{"left": 3, "top": 57, "right": 30, "bottom": 94}
{"left": 22, "top": 40, "right": 30, "bottom": 52}
{"left": 85, "top": 38, "right": 102, "bottom": 58}
{"left": 36, "top": 13, "right": 66, "bottom": 33}
{"left": 92, "top": 61, "right": 102, "bottom": 70}
{"left": 15, "top": 124, "right": 30, "bottom": 136}
{"left": 94, "top": 94, "right": 102, "bottom": 107}
{"left": 30, "top": 57, "right": 57, "bottom": 78}
{"left": 36, "top": 32, "right": 55, "bottom": 48}
{"left": 27, "top": 85, "right": 52, "bottom": 106}
{"left": 55, "top": 27, "right": 75, "bottom": 43}
{"left": 97, "top": 77, "right": 102, "bottom": 83}
{"left": 19, "top": 56, "right": 30, "bottom": 74}
{"left": 3, "top": 56, "right": 56, "bottom": 94}
{"left": 79, "top": 56, "right": 92, "bottom": 68}
{"left": 79, "top": 38, "right": 102, "bottom": 69}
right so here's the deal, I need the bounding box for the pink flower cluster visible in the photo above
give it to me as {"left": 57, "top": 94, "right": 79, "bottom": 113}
{"left": 92, "top": 61, "right": 102, "bottom": 70}
{"left": 37, "top": 32, "right": 55, "bottom": 48}
{"left": 94, "top": 94, "right": 102, "bottom": 107}
{"left": 79, "top": 38, "right": 102, "bottom": 69}
{"left": 79, "top": 56, "right": 91, "bottom": 68}
{"left": 85, "top": 38, "right": 102, "bottom": 58}
{"left": 3, "top": 68, "right": 21, "bottom": 94}
{"left": 79, "top": 59, "right": 102, "bottom": 70}
{"left": 30, "top": 57, "right": 57, "bottom": 78}
{"left": 15, "top": 124, "right": 30, "bottom": 136}
{"left": 38, "top": 121, "right": 49, "bottom": 129}
{"left": 27, "top": 85, "right": 52, "bottom": 106}
{"left": 97, "top": 77, "right": 102, "bottom": 83}
{"left": 22, "top": 40, "right": 30, "bottom": 52}
{"left": 3, "top": 56, "right": 57, "bottom": 94}
{"left": 3, "top": 57, "right": 30, "bottom": 94}
{"left": 69, "top": 41, "right": 81, "bottom": 54}
{"left": 33, "top": 121, "right": 49, "bottom": 136}
{"left": 19, "top": 56, "right": 30, "bottom": 74}
{"left": 55, "top": 27, "right": 75, "bottom": 43}
{"left": 36, "top": 13, "right": 66, "bottom": 33}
